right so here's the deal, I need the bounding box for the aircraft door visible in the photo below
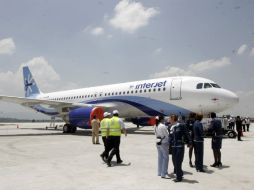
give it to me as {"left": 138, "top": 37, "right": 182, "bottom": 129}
{"left": 170, "top": 79, "right": 182, "bottom": 100}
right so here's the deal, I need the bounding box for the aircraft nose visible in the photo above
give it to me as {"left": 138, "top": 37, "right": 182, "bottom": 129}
{"left": 224, "top": 90, "right": 239, "bottom": 106}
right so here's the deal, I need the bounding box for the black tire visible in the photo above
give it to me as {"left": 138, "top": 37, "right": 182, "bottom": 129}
{"left": 70, "top": 126, "right": 77, "bottom": 133}
{"left": 228, "top": 131, "right": 236, "bottom": 138}
{"left": 63, "top": 124, "right": 70, "bottom": 133}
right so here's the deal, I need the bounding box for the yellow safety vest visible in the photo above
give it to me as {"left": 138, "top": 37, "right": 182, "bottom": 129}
{"left": 109, "top": 116, "right": 122, "bottom": 136}
{"left": 100, "top": 118, "right": 110, "bottom": 137}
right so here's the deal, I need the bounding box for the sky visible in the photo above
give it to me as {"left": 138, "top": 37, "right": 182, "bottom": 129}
{"left": 0, "top": 0, "right": 254, "bottom": 119}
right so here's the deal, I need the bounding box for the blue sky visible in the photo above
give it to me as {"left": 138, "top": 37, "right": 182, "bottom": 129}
{"left": 0, "top": 0, "right": 254, "bottom": 119}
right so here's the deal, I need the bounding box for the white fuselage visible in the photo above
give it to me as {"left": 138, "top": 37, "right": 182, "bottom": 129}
{"left": 34, "top": 76, "right": 238, "bottom": 118}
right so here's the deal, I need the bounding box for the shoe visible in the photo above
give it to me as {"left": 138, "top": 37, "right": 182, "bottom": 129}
{"left": 96, "top": 142, "right": 100, "bottom": 144}
{"left": 100, "top": 154, "right": 107, "bottom": 163}
{"left": 161, "top": 176, "right": 171, "bottom": 179}
{"left": 107, "top": 161, "right": 111, "bottom": 167}
{"left": 217, "top": 162, "right": 222, "bottom": 167}
{"left": 189, "top": 161, "right": 194, "bottom": 167}
{"left": 197, "top": 169, "right": 205, "bottom": 172}
{"left": 174, "top": 178, "right": 182, "bottom": 182}
{"left": 117, "top": 160, "right": 123, "bottom": 164}
{"left": 210, "top": 163, "right": 218, "bottom": 167}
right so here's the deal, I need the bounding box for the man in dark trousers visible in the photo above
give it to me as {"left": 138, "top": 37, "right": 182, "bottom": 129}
{"left": 209, "top": 112, "right": 223, "bottom": 167}
{"left": 235, "top": 116, "right": 242, "bottom": 141}
{"left": 106, "top": 110, "right": 127, "bottom": 167}
{"left": 169, "top": 114, "right": 192, "bottom": 182}
{"left": 193, "top": 114, "right": 205, "bottom": 172}
{"left": 186, "top": 113, "right": 196, "bottom": 167}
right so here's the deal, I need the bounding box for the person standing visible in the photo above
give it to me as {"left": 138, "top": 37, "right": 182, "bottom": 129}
{"left": 186, "top": 113, "right": 196, "bottom": 167}
{"left": 107, "top": 110, "right": 127, "bottom": 167}
{"left": 91, "top": 115, "right": 100, "bottom": 144}
{"left": 193, "top": 114, "right": 205, "bottom": 172}
{"left": 154, "top": 115, "right": 169, "bottom": 179}
{"left": 242, "top": 118, "right": 246, "bottom": 132}
{"left": 169, "top": 114, "right": 192, "bottom": 182}
{"left": 236, "top": 116, "right": 242, "bottom": 141}
{"left": 100, "top": 112, "right": 111, "bottom": 161}
{"left": 246, "top": 117, "right": 250, "bottom": 132}
{"left": 208, "top": 112, "right": 223, "bottom": 167}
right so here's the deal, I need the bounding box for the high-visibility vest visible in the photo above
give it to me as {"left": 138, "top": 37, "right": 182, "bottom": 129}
{"left": 100, "top": 118, "right": 110, "bottom": 137}
{"left": 109, "top": 116, "right": 122, "bottom": 136}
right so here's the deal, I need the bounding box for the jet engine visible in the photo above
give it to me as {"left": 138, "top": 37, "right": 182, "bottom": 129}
{"left": 68, "top": 107, "right": 104, "bottom": 129}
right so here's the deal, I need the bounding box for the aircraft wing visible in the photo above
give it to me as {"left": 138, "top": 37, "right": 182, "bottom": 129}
{"left": 0, "top": 95, "right": 114, "bottom": 110}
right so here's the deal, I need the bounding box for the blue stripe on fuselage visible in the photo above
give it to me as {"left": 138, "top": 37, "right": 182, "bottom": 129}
{"left": 31, "top": 96, "right": 191, "bottom": 117}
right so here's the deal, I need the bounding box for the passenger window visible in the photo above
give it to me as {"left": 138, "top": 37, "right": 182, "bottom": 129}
{"left": 149, "top": 89, "right": 151, "bottom": 92}
{"left": 119, "top": 92, "right": 122, "bottom": 95}
{"left": 204, "top": 83, "right": 212, "bottom": 88}
{"left": 163, "top": 87, "right": 166, "bottom": 91}
{"left": 140, "top": 90, "right": 142, "bottom": 93}
{"left": 196, "top": 83, "right": 203, "bottom": 89}
{"left": 123, "top": 92, "right": 125, "bottom": 95}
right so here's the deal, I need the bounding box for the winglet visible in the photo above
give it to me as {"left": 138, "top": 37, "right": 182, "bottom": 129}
{"left": 23, "top": 66, "right": 41, "bottom": 97}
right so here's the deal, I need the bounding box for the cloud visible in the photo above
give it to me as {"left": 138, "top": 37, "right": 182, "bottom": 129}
{"left": 150, "top": 57, "right": 231, "bottom": 78}
{"left": 154, "top": 48, "right": 162, "bottom": 54}
{"left": 91, "top": 27, "right": 105, "bottom": 36}
{"left": 237, "top": 44, "right": 247, "bottom": 55}
{"left": 0, "top": 57, "right": 73, "bottom": 96}
{"left": 0, "top": 38, "right": 16, "bottom": 55}
{"left": 250, "top": 47, "right": 254, "bottom": 57}
{"left": 151, "top": 66, "right": 194, "bottom": 78}
{"left": 109, "top": 0, "right": 159, "bottom": 33}
{"left": 188, "top": 57, "right": 231, "bottom": 73}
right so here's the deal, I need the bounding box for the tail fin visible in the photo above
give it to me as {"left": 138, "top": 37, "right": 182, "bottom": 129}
{"left": 23, "top": 66, "right": 41, "bottom": 97}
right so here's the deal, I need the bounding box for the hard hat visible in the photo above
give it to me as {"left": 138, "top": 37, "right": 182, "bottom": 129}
{"left": 103, "top": 112, "right": 109, "bottom": 117}
{"left": 113, "top": 110, "right": 119, "bottom": 115}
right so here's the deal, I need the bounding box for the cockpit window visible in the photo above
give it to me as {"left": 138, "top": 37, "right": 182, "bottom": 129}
{"left": 210, "top": 83, "right": 221, "bottom": 88}
{"left": 204, "top": 83, "right": 212, "bottom": 88}
{"left": 196, "top": 83, "right": 203, "bottom": 89}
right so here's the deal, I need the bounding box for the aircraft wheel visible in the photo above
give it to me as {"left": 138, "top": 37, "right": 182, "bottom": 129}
{"left": 63, "top": 124, "right": 70, "bottom": 133}
{"left": 228, "top": 131, "right": 236, "bottom": 138}
{"left": 70, "top": 126, "right": 77, "bottom": 133}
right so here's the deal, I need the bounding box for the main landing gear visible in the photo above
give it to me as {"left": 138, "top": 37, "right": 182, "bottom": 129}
{"left": 63, "top": 124, "right": 77, "bottom": 133}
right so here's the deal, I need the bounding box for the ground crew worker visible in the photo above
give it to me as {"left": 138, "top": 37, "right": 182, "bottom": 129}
{"left": 91, "top": 115, "right": 100, "bottom": 144}
{"left": 193, "top": 114, "right": 205, "bottom": 172}
{"left": 169, "top": 114, "right": 192, "bottom": 182}
{"left": 208, "top": 112, "right": 223, "bottom": 167}
{"left": 107, "top": 110, "right": 127, "bottom": 167}
{"left": 100, "top": 112, "right": 111, "bottom": 161}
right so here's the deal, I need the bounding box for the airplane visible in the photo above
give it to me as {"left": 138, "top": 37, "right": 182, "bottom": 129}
{"left": 0, "top": 66, "right": 239, "bottom": 133}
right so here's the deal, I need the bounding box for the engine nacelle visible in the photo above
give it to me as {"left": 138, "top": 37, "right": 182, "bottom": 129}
{"left": 131, "top": 117, "right": 156, "bottom": 127}
{"left": 69, "top": 107, "right": 104, "bottom": 129}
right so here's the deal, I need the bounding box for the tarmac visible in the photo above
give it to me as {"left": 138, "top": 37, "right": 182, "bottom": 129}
{"left": 0, "top": 122, "right": 253, "bottom": 190}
